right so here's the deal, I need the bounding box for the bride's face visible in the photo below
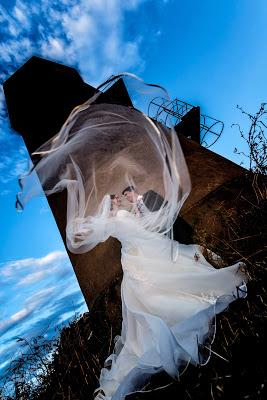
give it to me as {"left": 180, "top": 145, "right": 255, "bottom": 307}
{"left": 112, "top": 195, "right": 121, "bottom": 208}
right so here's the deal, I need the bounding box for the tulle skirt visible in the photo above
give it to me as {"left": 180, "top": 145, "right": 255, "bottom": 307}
{"left": 94, "top": 241, "right": 247, "bottom": 400}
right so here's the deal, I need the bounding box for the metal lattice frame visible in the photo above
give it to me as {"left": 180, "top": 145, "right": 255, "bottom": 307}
{"left": 148, "top": 97, "right": 224, "bottom": 148}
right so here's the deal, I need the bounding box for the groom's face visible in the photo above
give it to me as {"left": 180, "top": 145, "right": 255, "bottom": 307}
{"left": 124, "top": 190, "right": 136, "bottom": 203}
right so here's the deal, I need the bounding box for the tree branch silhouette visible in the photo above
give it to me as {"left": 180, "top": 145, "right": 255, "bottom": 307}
{"left": 232, "top": 103, "right": 267, "bottom": 174}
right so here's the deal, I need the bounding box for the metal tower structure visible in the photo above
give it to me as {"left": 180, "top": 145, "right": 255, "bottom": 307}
{"left": 148, "top": 97, "right": 224, "bottom": 148}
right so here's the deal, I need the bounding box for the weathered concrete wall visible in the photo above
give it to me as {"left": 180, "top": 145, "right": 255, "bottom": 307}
{"left": 178, "top": 135, "right": 245, "bottom": 215}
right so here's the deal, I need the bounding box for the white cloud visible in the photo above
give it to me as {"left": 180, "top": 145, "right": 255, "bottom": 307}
{"left": 13, "top": 2, "right": 30, "bottom": 27}
{"left": 0, "top": 37, "right": 33, "bottom": 64}
{"left": 0, "top": 250, "right": 72, "bottom": 334}
{"left": 0, "top": 287, "right": 56, "bottom": 334}
{"left": 18, "top": 270, "right": 47, "bottom": 286}
{"left": 0, "top": 0, "right": 145, "bottom": 85}
{"left": 0, "top": 136, "right": 28, "bottom": 185}
{"left": 7, "top": 308, "right": 30, "bottom": 323}
{"left": 25, "top": 287, "right": 57, "bottom": 308}
{"left": 0, "top": 306, "right": 34, "bottom": 332}
{"left": 55, "top": 0, "right": 145, "bottom": 84}
{"left": 0, "top": 247, "right": 85, "bottom": 376}
{"left": 0, "top": 0, "right": 148, "bottom": 187}
{"left": 1, "top": 250, "right": 68, "bottom": 278}
{"left": 33, "top": 250, "right": 67, "bottom": 266}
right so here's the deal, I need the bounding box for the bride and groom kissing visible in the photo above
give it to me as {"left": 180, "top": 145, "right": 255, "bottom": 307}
{"left": 110, "top": 187, "right": 194, "bottom": 245}
{"left": 110, "top": 186, "right": 164, "bottom": 217}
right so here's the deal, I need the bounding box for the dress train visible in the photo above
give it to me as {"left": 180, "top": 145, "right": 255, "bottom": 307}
{"left": 94, "top": 211, "right": 247, "bottom": 399}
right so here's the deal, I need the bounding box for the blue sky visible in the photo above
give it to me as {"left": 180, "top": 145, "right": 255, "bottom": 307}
{"left": 0, "top": 0, "right": 267, "bottom": 382}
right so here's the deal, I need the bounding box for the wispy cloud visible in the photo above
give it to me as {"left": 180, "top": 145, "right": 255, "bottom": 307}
{"left": 0, "top": 250, "right": 86, "bottom": 376}
{"left": 0, "top": 0, "right": 148, "bottom": 190}
{"left": 0, "top": 146, "right": 28, "bottom": 185}
{"left": 1, "top": 250, "right": 68, "bottom": 279}
{"left": 17, "top": 271, "right": 49, "bottom": 286}
{"left": 0, "top": 306, "right": 35, "bottom": 334}
{"left": 0, "top": 286, "right": 56, "bottom": 335}
{"left": 0, "top": 0, "right": 145, "bottom": 90}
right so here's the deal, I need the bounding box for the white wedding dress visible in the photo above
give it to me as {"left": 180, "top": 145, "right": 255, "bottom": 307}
{"left": 95, "top": 210, "right": 247, "bottom": 399}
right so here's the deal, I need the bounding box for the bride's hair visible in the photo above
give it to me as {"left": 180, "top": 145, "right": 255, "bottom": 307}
{"left": 110, "top": 194, "right": 116, "bottom": 210}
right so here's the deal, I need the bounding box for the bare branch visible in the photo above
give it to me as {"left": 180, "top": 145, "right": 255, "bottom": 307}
{"left": 233, "top": 103, "right": 267, "bottom": 174}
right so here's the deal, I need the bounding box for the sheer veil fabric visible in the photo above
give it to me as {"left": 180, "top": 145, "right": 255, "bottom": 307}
{"left": 17, "top": 74, "right": 191, "bottom": 252}
{"left": 17, "top": 74, "right": 247, "bottom": 399}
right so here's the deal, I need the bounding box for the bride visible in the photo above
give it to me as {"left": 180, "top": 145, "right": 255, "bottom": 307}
{"left": 93, "top": 193, "right": 247, "bottom": 399}
{"left": 17, "top": 74, "right": 247, "bottom": 399}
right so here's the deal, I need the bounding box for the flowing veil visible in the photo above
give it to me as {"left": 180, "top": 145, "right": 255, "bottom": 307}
{"left": 16, "top": 73, "right": 191, "bottom": 254}
{"left": 15, "top": 73, "right": 248, "bottom": 400}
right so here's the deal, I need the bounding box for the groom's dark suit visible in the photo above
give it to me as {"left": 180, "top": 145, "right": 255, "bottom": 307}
{"left": 142, "top": 190, "right": 164, "bottom": 212}
{"left": 142, "top": 190, "right": 194, "bottom": 244}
